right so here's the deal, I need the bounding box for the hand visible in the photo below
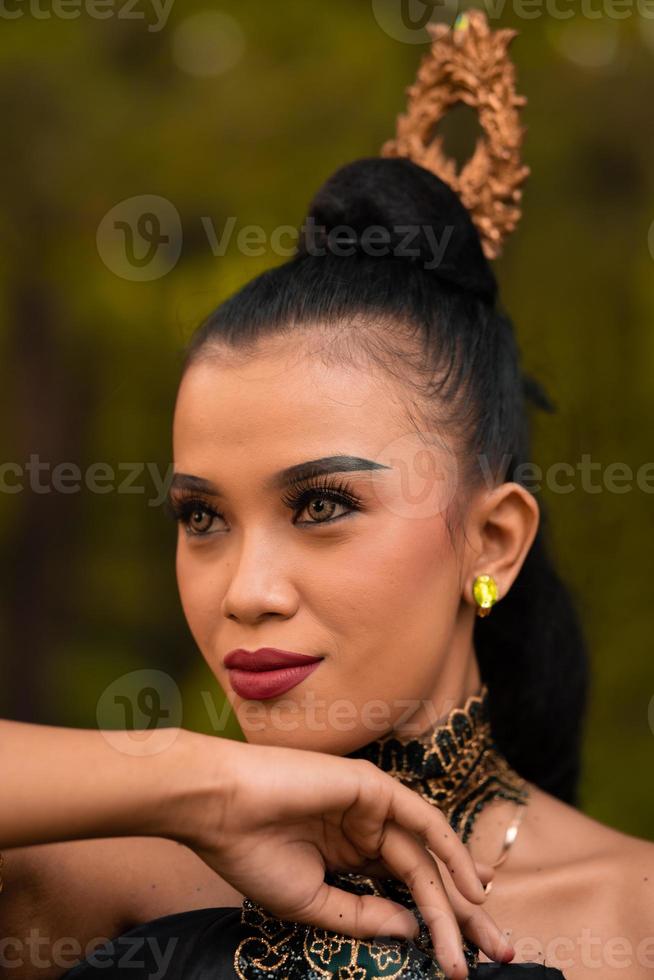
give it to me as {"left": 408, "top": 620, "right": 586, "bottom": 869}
{"left": 174, "top": 736, "right": 514, "bottom": 980}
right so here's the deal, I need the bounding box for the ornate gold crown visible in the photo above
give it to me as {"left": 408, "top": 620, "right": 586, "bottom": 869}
{"left": 381, "top": 10, "right": 530, "bottom": 260}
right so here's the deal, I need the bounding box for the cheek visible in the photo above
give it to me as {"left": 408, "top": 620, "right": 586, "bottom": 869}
{"left": 380, "top": 513, "right": 454, "bottom": 594}
{"left": 374, "top": 518, "right": 456, "bottom": 606}
{"left": 310, "top": 517, "right": 460, "bottom": 663}
{"left": 175, "top": 543, "right": 224, "bottom": 656}
{"left": 353, "top": 521, "right": 461, "bottom": 692}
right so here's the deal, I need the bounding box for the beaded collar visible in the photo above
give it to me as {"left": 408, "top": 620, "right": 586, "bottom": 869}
{"left": 347, "top": 683, "right": 529, "bottom": 843}
{"left": 234, "top": 684, "right": 529, "bottom": 979}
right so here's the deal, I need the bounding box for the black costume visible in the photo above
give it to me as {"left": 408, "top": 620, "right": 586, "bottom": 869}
{"left": 62, "top": 687, "right": 565, "bottom": 978}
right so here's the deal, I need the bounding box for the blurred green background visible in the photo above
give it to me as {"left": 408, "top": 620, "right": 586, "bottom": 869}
{"left": 0, "top": 1, "right": 652, "bottom": 837}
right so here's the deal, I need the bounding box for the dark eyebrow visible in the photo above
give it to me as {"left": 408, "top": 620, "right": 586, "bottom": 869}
{"left": 169, "top": 473, "right": 221, "bottom": 496}
{"left": 266, "top": 455, "right": 391, "bottom": 490}
{"left": 169, "top": 456, "right": 391, "bottom": 498}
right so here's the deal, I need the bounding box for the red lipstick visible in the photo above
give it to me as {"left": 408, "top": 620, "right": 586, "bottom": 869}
{"left": 224, "top": 647, "right": 324, "bottom": 700}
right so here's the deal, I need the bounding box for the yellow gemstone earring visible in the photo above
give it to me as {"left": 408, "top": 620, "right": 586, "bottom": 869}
{"left": 473, "top": 574, "right": 499, "bottom": 618}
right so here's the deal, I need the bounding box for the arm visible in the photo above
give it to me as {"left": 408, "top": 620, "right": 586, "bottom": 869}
{"left": 0, "top": 720, "right": 512, "bottom": 980}
{"left": 0, "top": 719, "right": 191, "bottom": 848}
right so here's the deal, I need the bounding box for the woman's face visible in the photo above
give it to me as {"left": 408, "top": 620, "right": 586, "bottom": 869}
{"left": 172, "top": 338, "right": 480, "bottom": 753}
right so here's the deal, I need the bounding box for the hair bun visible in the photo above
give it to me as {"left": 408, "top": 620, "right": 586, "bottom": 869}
{"left": 297, "top": 157, "right": 498, "bottom": 305}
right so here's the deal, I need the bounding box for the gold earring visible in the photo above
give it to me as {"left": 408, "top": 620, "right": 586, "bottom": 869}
{"left": 473, "top": 574, "right": 499, "bottom": 618}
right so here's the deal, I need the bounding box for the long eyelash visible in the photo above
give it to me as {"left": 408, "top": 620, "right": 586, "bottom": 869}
{"left": 165, "top": 491, "right": 222, "bottom": 526}
{"left": 165, "top": 477, "right": 361, "bottom": 531}
{"left": 281, "top": 476, "right": 361, "bottom": 517}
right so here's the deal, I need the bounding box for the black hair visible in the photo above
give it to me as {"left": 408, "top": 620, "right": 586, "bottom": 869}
{"left": 182, "top": 156, "right": 590, "bottom": 805}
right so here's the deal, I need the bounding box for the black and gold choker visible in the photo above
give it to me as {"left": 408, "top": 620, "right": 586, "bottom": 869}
{"left": 348, "top": 684, "right": 529, "bottom": 843}
{"left": 234, "top": 684, "right": 529, "bottom": 979}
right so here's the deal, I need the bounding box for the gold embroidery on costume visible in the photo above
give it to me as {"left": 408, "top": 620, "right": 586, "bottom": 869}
{"left": 233, "top": 685, "right": 529, "bottom": 979}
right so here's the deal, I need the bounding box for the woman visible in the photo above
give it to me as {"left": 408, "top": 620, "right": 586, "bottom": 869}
{"left": 6, "top": 12, "right": 653, "bottom": 980}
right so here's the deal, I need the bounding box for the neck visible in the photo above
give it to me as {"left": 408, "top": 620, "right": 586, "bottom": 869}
{"left": 392, "top": 638, "right": 483, "bottom": 741}
{"left": 347, "top": 680, "right": 528, "bottom": 844}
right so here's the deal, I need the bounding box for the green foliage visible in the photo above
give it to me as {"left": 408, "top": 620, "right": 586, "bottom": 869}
{"left": 0, "top": 1, "right": 652, "bottom": 837}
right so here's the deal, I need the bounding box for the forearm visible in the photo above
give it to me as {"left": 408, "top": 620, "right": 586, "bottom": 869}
{"left": 0, "top": 720, "right": 218, "bottom": 848}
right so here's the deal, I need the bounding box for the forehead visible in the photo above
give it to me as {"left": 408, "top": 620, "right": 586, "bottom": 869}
{"left": 173, "top": 346, "right": 412, "bottom": 469}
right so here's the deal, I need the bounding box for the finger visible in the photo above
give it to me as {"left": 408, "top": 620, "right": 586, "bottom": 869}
{"left": 337, "top": 857, "right": 394, "bottom": 878}
{"left": 340, "top": 761, "right": 397, "bottom": 860}
{"left": 458, "top": 905, "right": 514, "bottom": 964}
{"left": 289, "top": 882, "right": 419, "bottom": 941}
{"left": 472, "top": 860, "right": 496, "bottom": 887}
{"left": 387, "top": 779, "right": 487, "bottom": 905}
{"left": 350, "top": 854, "right": 495, "bottom": 892}
{"left": 437, "top": 859, "right": 514, "bottom": 964}
{"left": 380, "top": 822, "right": 470, "bottom": 980}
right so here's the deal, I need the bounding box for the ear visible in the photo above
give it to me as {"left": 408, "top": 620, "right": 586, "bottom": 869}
{"left": 462, "top": 483, "right": 540, "bottom": 608}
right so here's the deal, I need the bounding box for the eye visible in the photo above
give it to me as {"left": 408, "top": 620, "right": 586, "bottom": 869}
{"left": 282, "top": 478, "right": 361, "bottom": 526}
{"left": 166, "top": 495, "right": 224, "bottom": 537}
{"left": 166, "top": 477, "right": 363, "bottom": 536}
{"left": 297, "top": 493, "right": 350, "bottom": 524}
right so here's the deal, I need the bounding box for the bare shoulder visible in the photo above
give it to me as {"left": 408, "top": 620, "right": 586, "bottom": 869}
{"left": 484, "top": 784, "right": 654, "bottom": 978}
{"left": 0, "top": 836, "right": 243, "bottom": 980}
{"left": 524, "top": 782, "right": 654, "bottom": 869}
{"left": 521, "top": 782, "right": 653, "bottom": 904}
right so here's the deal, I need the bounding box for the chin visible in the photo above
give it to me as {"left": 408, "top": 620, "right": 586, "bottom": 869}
{"left": 235, "top": 706, "right": 374, "bottom": 756}
{"left": 221, "top": 665, "right": 391, "bottom": 754}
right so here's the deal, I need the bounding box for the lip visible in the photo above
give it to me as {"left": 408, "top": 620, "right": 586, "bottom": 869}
{"left": 224, "top": 647, "right": 324, "bottom": 670}
{"left": 224, "top": 647, "right": 324, "bottom": 701}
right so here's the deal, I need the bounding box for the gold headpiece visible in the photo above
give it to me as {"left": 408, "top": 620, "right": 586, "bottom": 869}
{"left": 381, "top": 10, "right": 529, "bottom": 260}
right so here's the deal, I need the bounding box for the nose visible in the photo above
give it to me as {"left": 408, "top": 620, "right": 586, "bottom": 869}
{"left": 221, "top": 529, "right": 299, "bottom": 625}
